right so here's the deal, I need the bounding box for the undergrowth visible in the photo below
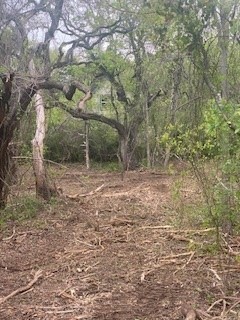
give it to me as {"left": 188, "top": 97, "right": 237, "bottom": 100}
{"left": 0, "top": 195, "right": 45, "bottom": 227}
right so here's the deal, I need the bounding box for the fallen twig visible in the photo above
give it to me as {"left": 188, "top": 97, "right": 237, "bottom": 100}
{"left": 159, "top": 251, "right": 195, "bottom": 261}
{"left": 2, "top": 227, "right": 16, "bottom": 241}
{"left": 224, "top": 298, "right": 240, "bottom": 316}
{"left": 46, "top": 309, "right": 80, "bottom": 314}
{"left": 207, "top": 299, "right": 224, "bottom": 313}
{"left": 134, "top": 226, "right": 215, "bottom": 235}
{"left": 164, "top": 228, "right": 215, "bottom": 234}
{"left": 174, "top": 251, "right": 195, "bottom": 274}
{"left": 209, "top": 269, "right": 222, "bottom": 282}
{"left": 167, "top": 233, "right": 194, "bottom": 242}
{"left": 139, "top": 225, "right": 173, "bottom": 230}
{"left": 0, "top": 270, "right": 43, "bottom": 305}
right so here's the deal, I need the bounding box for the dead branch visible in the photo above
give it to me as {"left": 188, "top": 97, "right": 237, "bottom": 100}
{"left": 140, "top": 260, "right": 178, "bottom": 281}
{"left": 164, "top": 228, "right": 215, "bottom": 234}
{"left": 167, "top": 234, "right": 194, "bottom": 242}
{"left": 0, "top": 270, "right": 43, "bottom": 305}
{"left": 133, "top": 226, "right": 214, "bottom": 234}
{"left": 111, "top": 218, "right": 135, "bottom": 227}
{"left": 2, "top": 227, "right": 16, "bottom": 241}
{"left": 209, "top": 268, "right": 222, "bottom": 282}
{"left": 159, "top": 251, "right": 195, "bottom": 261}
{"left": 224, "top": 298, "right": 240, "bottom": 317}
{"left": 207, "top": 298, "right": 224, "bottom": 312}
{"left": 174, "top": 251, "right": 195, "bottom": 274}
{"left": 139, "top": 225, "right": 173, "bottom": 230}
{"left": 67, "top": 184, "right": 105, "bottom": 199}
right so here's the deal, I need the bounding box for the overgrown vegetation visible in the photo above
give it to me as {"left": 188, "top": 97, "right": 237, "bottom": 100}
{"left": 163, "top": 102, "right": 240, "bottom": 240}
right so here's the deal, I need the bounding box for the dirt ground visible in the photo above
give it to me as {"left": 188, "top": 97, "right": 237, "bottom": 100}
{"left": 0, "top": 164, "right": 240, "bottom": 320}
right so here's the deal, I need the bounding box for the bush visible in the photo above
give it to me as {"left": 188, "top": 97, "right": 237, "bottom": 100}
{"left": 162, "top": 101, "right": 240, "bottom": 238}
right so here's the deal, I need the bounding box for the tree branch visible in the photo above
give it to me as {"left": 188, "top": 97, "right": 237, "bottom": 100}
{"left": 38, "top": 80, "right": 89, "bottom": 99}
{"left": 58, "top": 103, "right": 126, "bottom": 137}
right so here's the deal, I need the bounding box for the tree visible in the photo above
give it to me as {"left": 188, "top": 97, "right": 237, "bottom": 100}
{"left": 58, "top": 1, "right": 166, "bottom": 170}
{"left": 0, "top": 0, "right": 129, "bottom": 207}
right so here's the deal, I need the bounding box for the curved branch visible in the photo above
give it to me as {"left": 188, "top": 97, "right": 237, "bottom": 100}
{"left": 59, "top": 103, "right": 126, "bottom": 137}
{"left": 38, "top": 80, "right": 89, "bottom": 99}
{"left": 78, "top": 91, "right": 92, "bottom": 111}
{"left": 45, "top": 0, "right": 64, "bottom": 43}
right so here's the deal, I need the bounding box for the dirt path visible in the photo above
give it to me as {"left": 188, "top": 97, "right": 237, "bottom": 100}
{"left": 0, "top": 167, "right": 240, "bottom": 319}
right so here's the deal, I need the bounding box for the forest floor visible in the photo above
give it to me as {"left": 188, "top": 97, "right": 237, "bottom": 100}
{"left": 0, "top": 163, "right": 240, "bottom": 320}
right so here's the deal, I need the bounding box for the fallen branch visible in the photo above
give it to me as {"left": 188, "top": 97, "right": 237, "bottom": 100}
{"left": 0, "top": 270, "right": 43, "bottom": 305}
{"left": 159, "top": 251, "right": 195, "bottom": 261}
{"left": 140, "top": 225, "right": 173, "bottom": 230}
{"left": 167, "top": 234, "right": 194, "bottom": 242}
{"left": 174, "top": 251, "right": 195, "bottom": 274}
{"left": 67, "top": 184, "right": 105, "bottom": 199}
{"left": 2, "top": 227, "right": 16, "bottom": 241}
{"left": 224, "top": 298, "right": 240, "bottom": 317}
{"left": 209, "top": 268, "right": 222, "bottom": 282}
{"left": 164, "top": 228, "right": 215, "bottom": 234}
{"left": 133, "top": 226, "right": 214, "bottom": 234}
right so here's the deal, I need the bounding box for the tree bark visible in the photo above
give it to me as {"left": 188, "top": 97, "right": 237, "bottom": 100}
{"left": 144, "top": 100, "right": 151, "bottom": 168}
{"left": 214, "top": 4, "right": 230, "bottom": 99}
{"left": 164, "top": 56, "right": 182, "bottom": 168}
{"left": 0, "top": 73, "right": 15, "bottom": 208}
{"left": 0, "top": 146, "right": 10, "bottom": 208}
{"left": 84, "top": 121, "right": 90, "bottom": 170}
{"left": 32, "top": 91, "right": 56, "bottom": 201}
{"left": 119, "top": 129, "right": 138, "bottom": 171}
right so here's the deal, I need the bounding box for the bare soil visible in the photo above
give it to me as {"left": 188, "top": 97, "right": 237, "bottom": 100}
{"left": 0, "top": 164, "right": 240, "bottom": 320}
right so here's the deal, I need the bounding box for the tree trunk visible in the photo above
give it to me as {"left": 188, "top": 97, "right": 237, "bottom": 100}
{"left": 119, "top": 130, "right": 138, "bottom": 171}
{"left": 0, "top": 144, "right": 10, "bottom": 208}
{"left": 32, "top": 91, "right": 56, "bottom": 201}
{"left": 164, "top": 56, "right": 182, "bottom": 168}
{"left": 0, "top": 73, "right": 15, "bottom": 208}
{"left": 84, "top": 120, "right": 90, "bottom": 170}
{"left": 144, "top": 100, "right": 151, "bottom": 168}
{"left": 215, "top": 4, "right": 230, "bottom": 99}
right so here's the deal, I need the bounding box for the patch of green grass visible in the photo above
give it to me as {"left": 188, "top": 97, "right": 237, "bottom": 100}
{"left": 199, "top": 242, "right": 220, "bottom": 254}
{"left": 91, "top": 161, "right": 120, "bottom": 172}
{"left": 0, "top": 195, "right": 44, "bottom": 226}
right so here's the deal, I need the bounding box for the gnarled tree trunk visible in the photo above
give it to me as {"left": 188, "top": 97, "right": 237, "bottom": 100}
{"left": 0, "top": 73, "right": 15, "bottom": 208}
{"left": 0, "top": 144, "right": 10, "bottom": 208}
